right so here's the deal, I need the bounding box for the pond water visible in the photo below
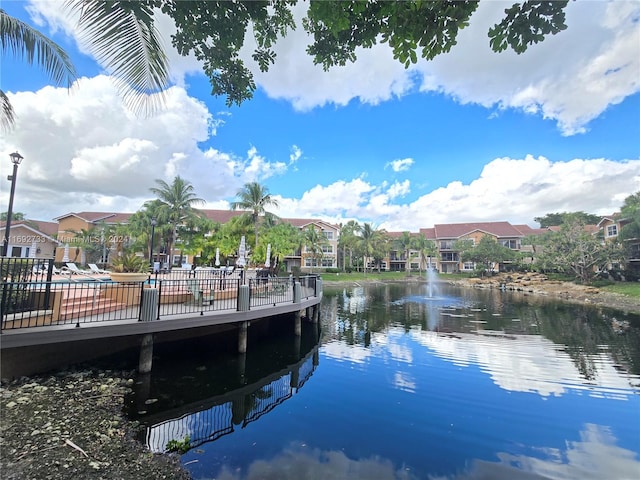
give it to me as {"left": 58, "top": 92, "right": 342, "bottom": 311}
{"left": 124, "top": 281, "right": 640, "bottom": 480}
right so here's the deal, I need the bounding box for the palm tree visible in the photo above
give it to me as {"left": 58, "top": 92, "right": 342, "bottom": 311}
{"left": 395, "top": 231, "right": 413, "bottom": 275}
{"left": 302, "top": 226, "right": 328, "bottom": 273}
{"left": 231, "top": 182, "right": 279, "bottom": 249}
{"left": 1, "top": 2, "right": 169, "bottom": 130}
{"left": 338, "top": 220, "right": 361, "bottom": 272}
{"left": 411, "top": 233, "right": 437, "bottom": 273}
{"left": 359, "top": 223, "right": 385, "bottom": 273}
{"left": 150, "top": 176, "right": 204, "bottom": 267}
{"left": 0, "top": 9, "right": 76, "bottom": 131}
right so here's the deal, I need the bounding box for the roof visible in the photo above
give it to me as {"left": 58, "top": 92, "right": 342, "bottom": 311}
{"left": 198, "top": 210, "right": 340, "bottom": 231}
{"left": 419, "top": 227, "right": 436, "bottom": 239}
{"left": 199, "top": 209, "right": 247, "bottom": 224}
{"left": 0, "top": 220, "right": 60, "bottom": 243}
{"left": 53, "top": 212, "right": 133, "bottom": 224}
{"left": 432, "top": 221, "right": 525, "bottom": 239}
{"left": 513, "top": 224, "right": 553, "bottom": 236}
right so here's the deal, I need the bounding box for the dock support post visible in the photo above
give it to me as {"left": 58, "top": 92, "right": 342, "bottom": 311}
{"left": 237, "top": 352, "right": 247, "bottom": 385}
{"left": 138, "top": 334, "right": 154, "bottom": 374}
{"left": 238, "top": 321, "right": 249, "bottom": 353}
{"left": 312, "top": 305, "right": 319, "bottom": 323}
{"left": 294, "top": 310, "right": 301, "bottom": 336}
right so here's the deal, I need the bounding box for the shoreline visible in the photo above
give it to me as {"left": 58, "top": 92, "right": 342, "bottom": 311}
{"left": 323, "top": 272, "right": 640, "bottom": 315}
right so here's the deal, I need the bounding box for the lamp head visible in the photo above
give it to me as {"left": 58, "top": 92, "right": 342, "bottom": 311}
{"left": 151, "top": 217, "right": 157, "bottom": 227}
{"left": 9, "top": 151, "right": 24, "bottom": 165}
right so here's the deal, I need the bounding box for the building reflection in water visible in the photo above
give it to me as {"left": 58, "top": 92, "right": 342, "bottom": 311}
{"left": 133, "top": 330, "right": 320, "bottom": 453}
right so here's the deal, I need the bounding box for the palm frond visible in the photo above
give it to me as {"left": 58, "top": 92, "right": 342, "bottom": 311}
{"left": 0, "top": 9, "right": 77, "bottom": 130}
{"left": 0, "top": 9, "right": 77, "bottom": 87}
{"left": 0, "top": 90, "right": 15, "bottom": 132}
{"left": 66, "top": 0, "right": 170, "bottom": 116}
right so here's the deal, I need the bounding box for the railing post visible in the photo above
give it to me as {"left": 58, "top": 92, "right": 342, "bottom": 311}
{"left": 293, "top": 282, "right": 301, "bottom": 304}
{"left": 139, "top": 288, "right": 158, "bottom": 322}
{"left": 238, "top": 284, "right": 250, "bottom": 312}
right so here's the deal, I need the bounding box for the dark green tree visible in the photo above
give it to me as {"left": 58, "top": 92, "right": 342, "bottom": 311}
{"left": 457, "top": 236, "right": 516, "bottom": 276}
{"left": 3, "top": 1, "right": 572, "bottom": 127}
{"left": 534, "top": 211, "right": 600, "bottom": 228}
{"left": 537, "top": 219, "right": 626, "bottom": 283}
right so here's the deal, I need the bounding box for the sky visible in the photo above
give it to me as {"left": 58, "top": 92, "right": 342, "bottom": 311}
{"left": 1, "top": 0, "right": 639, "bottom": 232}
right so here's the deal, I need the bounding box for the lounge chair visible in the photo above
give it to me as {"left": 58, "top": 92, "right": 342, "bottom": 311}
{"left": 185, "top": 278, "right": 215, "bottom": 306}
{"left": 88, "top": 263, "right": 109, "bottom": 274}
{"left": 65, "top": 263, "right": 94, "bottom": 276}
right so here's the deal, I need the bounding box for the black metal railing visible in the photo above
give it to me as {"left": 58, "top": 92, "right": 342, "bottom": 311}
{"left": 154, "top": 277, "right": 240, "bottom": 318}
{"left": 1, "top": 280, "right": 143, "bottom": 329}
{"left": 1, "top": 273, "right": 320, "bottom": 330}
{"left": 248, "top": 276, "right": 294, "bottom": 307}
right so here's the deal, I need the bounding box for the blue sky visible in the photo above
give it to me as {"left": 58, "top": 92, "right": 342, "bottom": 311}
{"left": 1, "top": 0, "right": 639, "bottom": 231}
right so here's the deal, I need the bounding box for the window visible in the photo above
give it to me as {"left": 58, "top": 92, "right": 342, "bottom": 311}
{"left": 321, "top": 258, "right": 334, "bottom": 267}
{"left": 501, "top": 239, "right": 519, "bottom": 249}
{"left": 462, "top": 262, "right": 475, "bottom": 271}
{"left": 606, "top": 225, "right": 618, "bottom": 237}
{"left": 323, "top": 231, "right": 334, "bottom": 240}
{"left": 305, "top": 257, "right": 319, "bottom": 267}
{"left": 440, "top": 241, "right": 454, "bottom": 250}
{"left": 441, "top": 252, "right": 459, "bottom": 262}
{"left": 321, "top": 245, "right": 333, "bottom": 254}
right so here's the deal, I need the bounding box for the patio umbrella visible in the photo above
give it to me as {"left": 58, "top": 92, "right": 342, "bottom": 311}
{"left": 29, "top": 240, "right": 37, "bottom": 258}
{"left": 62, "top": 243, "right": 70, "bottom": 262}
{"left": 236, "top": 236, "right": 246, "bottom": 267}
{"left": 265, "top": 243, "right": 271, "bottom": 268}
{"left": 215, "top": 248, "right": 220, "bottom": 267}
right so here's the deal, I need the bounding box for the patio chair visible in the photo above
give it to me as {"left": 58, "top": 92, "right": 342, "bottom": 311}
{"left": 185, "top": 278, "right": 215, "bottom": 306}
{"left": 88, "top": 263, "right": 110, "bottom": 274}
{"left": 65, "top": 263, "right": 94, "bottom": 277}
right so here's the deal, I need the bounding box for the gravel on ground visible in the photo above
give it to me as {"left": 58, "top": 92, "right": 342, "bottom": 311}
{"left": 0, "top": 369, "right": 191, "bottom": 480}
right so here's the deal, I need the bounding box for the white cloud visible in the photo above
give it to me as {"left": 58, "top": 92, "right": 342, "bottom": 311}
{"left": 272, "top": 156, "right": 639, "bottom": 231}
{"left": 0, "top": 77, "right": 287, "bottom": 220}
{"left": 417, "top": 1, "right": 640, "bottom": 135}
{"left": 289, "top": 145, "right": 302, "bottom": 165}
{"left": 386, "top": 158, "right": 414, "bottom": 173}
{"left": 243, "top": 1, "right": 640, "bottom": 135}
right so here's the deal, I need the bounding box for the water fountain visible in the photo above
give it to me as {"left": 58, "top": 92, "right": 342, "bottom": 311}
{"left": 425, "top": 257, "right": 439, "bottom": 298}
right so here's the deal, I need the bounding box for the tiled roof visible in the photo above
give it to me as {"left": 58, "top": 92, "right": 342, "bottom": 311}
{"left": 419, "top": 228, "right": 436, "bottom": 239}
{"left": 0, "top": 220, "right": 60, "bottom": 241}
{"left": 513, "top": 224, "right": 553, "bottom": 236}
{"left": 198, "top": 210, "right": 339, "bottom": 230}
{"left": 433, "top": 221, "right": 524, "bottom": 239}
{"left": 198, "top": 209, "right": 247, "bottom": 224}
{"left": 54, "top": 212, "right": 133, "bottom": 224}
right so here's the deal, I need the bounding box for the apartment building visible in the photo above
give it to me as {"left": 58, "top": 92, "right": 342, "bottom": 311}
{"left": 598, "top": 213, "right": 640, "bottom": 271}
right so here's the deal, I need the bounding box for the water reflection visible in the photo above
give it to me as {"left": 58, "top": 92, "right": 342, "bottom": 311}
{"left": 125, "top": 283, "right": 639, "bottom": 479}
{"left": 126, "top": 325, "right": 321, "bottom": 454}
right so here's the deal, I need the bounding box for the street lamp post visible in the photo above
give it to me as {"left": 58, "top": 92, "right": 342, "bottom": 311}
{"left": 2, "top": 151, "right": 24, "bottom": 257}
{"left": 149, "top": 217, "right": 157, "bottom": 270}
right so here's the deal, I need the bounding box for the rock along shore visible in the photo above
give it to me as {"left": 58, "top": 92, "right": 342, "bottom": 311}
{"left": 0, "top": 369, "right": 191, "bottom": 480}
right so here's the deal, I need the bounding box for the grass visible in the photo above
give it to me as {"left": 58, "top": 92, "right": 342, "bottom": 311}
{"left": 318, "top": 270, "right": 474, "bottom": 282}
{"left": 600, "top": 282, "right": 640, "bottom": 299}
